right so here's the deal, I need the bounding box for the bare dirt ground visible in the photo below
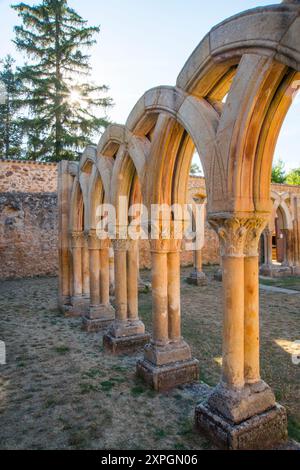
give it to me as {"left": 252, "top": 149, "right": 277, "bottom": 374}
{"left": 0, "top": 266, "right": 299, "bottom": 449}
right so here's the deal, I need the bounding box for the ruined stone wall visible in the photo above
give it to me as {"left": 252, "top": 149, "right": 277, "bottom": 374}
{"left": 0, "top": 160, "right": 58, "bottom": 280}
{"left": 0, "top": 159, "right": 57, "bottom": 193}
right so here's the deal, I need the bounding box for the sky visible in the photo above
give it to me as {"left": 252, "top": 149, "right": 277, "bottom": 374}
{"left": 0, "top": 0, "right": 299, "bottom": 171}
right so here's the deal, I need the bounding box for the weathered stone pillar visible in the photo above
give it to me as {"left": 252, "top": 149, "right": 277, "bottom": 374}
{"left": 103, "top": 239, "right": 150, "bottom": 354}
{"left": 137, "top": 238, "right": 199, "bottom": 391}
{"left": 127, "top": 240, "right": 139, "bottom": 321}
{"left": 282, "top": 229, "right": 293, "bottom": 270}
{"left": 259, "top": 228, "right": 273, "bottom": 276}
{"left": 109, "top": 246, "right": 115, "bottom": 295}
{"left": 58, "top": 161, "right": 73, "bottom": 313}
{"left": 195, "top": 216, "right": 287, "bottom": 450}
{"left": 69, "top": 231, "right": 87, "bottom": 316}
{"left": 187, "top": 248, "right": 207, "bottom": 286}
{"left": 82, "top": 234, "right": 90, "bottom": 298}
{"left": 292, "top": 196, "right": 300, "bottom": 275}
{"left": 82, "top": 232, "right": 114, "bottom": 332}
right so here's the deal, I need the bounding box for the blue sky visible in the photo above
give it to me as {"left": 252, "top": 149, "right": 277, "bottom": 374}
{"left": 0, "top": 0, "right": 298, "bottom": 171}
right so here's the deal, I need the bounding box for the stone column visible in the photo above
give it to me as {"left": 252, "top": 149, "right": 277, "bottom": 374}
{"left": 187, "top": 248, "right": 207, "bottom": 286}
{"left": 70, "top": 231, "right": 86, "bottom": 316}
{"left": 127, "top": 240, "right": 139, "bottom": 321}
{"left": 103, "top": 239, "right": 150, "bottom": 354}
{"left": 58, "top": 161, "right": 73, "bottom": 313}
{"left": 82, "top": 232, "right": 114, "bottom": 332}
{"left": 137, "top": 238, "right": 199, "bottom": 391}
{"left": 259, "top": 228, "right": 273, "bottom": 276}
{"left": 82, "top": 234, "right": 90, "bottom": 298}
{"left": 292, "top": 196, "right": 300, "bottom": 275}
{"left": 100, "top": 240, "right": 110, "bottom": 306}
{"left": 109, "top": 246, "right": 115, "bottom": 295}
{"left": 282, "top": 229, "right": 293, "bottom": 270}
{"left": 195, "top": 215, "right": 287, "bottom": 450}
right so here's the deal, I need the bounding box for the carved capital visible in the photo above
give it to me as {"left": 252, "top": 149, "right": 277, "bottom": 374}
{"left": 71, "top": 231, "right": 84, "bottom": 248}
{"left": 112, "top": 239, "right": 128, "bottom": 251}
{"left": 88, "top": 230, "right": 101, "bottom": 250}
{"left": 150, "top": 238, "right": 182, "bottom": 254}
{"left": 209, "top": 215, "right": 268, "bottom": 257}
{"left": 244, "top": 217, "right": 268, "bottom": 257}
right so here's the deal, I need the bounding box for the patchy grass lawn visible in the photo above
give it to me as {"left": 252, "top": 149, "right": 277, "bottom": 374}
{"left": 0, "top": 267, "right": 299, "bottom": 449}
{"left": 259, "top": 276, "right": 300, "bottom": 292}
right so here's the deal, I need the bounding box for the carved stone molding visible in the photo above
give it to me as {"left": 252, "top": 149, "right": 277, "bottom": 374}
{"left": 209, "top": 215, "right": 268, "bottom": 257}
{"left": 112, "top": 239, "right": 128, "bottom": 251}
{"left": 150, "top": 238, "right": 182, "bottom": 254}
{"left": 88, "top": 230, "right": 101, "bottom": 250}
{"left": 244, "top": 217, "right": 268, "bottom": 257}
{"left": 71, "top": 231, "right": 84, "bottom": 248}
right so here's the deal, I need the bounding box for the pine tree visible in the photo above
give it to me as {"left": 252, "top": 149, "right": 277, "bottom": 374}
{"left": 12, "top": 0, "right": 113, "bottom": 162}
{"left": 0, "top": 55, "right": 24, "bottom": 159}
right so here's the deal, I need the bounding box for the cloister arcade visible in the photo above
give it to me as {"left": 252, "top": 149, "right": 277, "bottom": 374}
{"left": 58, "top": 1, "right": 300, "bottom": 449}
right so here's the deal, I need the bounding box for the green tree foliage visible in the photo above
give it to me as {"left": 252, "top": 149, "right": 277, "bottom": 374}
{"left": 286, "top": 168, "right": 300, "bottom": 186}
{"left": 190, "top": 163, "right": 202, "bottom": 175}
{"left": 0, "top": 55, "right": 23, "bottom": 159}
{"left": 12, "top": 0, "right": 113, "bottom": 161}
{"left": 271, "top": 159, "right": 286, "bottom": 184}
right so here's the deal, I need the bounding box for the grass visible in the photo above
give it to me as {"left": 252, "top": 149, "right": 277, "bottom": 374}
{"left": 0, "top": 270, "right": 299, "bottom": 449}
{"left": 259, "top": 276, "right": 300, "bottom": 292}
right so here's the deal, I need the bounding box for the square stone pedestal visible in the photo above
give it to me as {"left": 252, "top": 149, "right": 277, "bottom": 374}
{"left": 65, "top": 296, "right": 89, "bottom": 317}
{"left": 136, "top": 357, "right": 199, "bottom": 391}
{"left": 186, "top": 270, "right": 207, "bottom": 286}
{"left": 82, "top": 304, "right": 115, "bottom": 332}
{"left": 195, "top": 402, "right": 287, "bottom": 450}
{"left": 103, "top": 332, "right": 151, "bottom": 355}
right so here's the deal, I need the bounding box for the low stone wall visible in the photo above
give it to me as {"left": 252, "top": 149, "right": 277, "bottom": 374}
{"left": 0, "top": 159, "right": 57, "bottom": 193}
{"left": 0, "top": 192, "right": 58, "bottom": 279}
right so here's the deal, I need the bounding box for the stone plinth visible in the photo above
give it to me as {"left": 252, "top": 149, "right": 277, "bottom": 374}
{"left": 195, "top": 402, "right": 287, "bottom": 450}
{"left": 82, "top": 304, "right": 115, "bottom": 332}
{"left": 195, "top": 380, "right": 288, "bottom": 449}
{"left": 136, "top": 357, "right": 199, "bottom": 391}
{"left": 103, "top": 320, "right": 150, "bottom": 355}
{"left": 186, "top": 269, "right": 207, "bottom": 286}
{"left": 103, "top": 332, "right": 151, "bottom": 355}
{"left": 259, "top": 265, "right": 293, "bottom": 278}
{"left": 136, "top": 341, "right": 199, "bottom": 391}
{"left": 66, "top": 296, "right": 89, "bottom": 317}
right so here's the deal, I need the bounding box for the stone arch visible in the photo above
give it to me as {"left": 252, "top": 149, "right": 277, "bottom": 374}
{"left": 126, "top": 86, "right": 219, "bottom": 209}
{"left": 177, "top": 3, "right": 300, "bottom": 99}
{"left": 69, "top": 177, "right": 84, "bottom": 232}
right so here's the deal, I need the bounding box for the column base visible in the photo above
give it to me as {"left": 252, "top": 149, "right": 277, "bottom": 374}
{"left": 195, "top": 402, "right": 287, "bottom": 450}
{"left": 143, "top": 340, "right": 192, "bottom": 366}
{"left": 136, "top": 357, "right": 199, "bottom": 391}
{"left": 207, "top": 380, "right": 276, "bottom": 423}
{"left": 214, "top": 268, "right": 222, "bottom": 282}
{"left": 66, "top": 296, "right": 89, "bottom": 317}
{"left": 82, "top": 304, "right": 115, "bottom": 332}
{"left": 103, "top": 332, "right": 151, "bottom": 355}
{"left": 186, "top": 269, "right": 207, "bottom": 286}
{"left": 259, "top": 264, "right": 292, "bottom": 278}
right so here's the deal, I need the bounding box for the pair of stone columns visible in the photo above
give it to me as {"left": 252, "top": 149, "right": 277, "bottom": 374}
{"left": 137, "top": 239, "right": 199, "bottom": 391}
{"left": 103, "top": 239, "right": 150, "bottom": 354}
{"left": 81, "top": 230, "right": 115, "bottom": 331}
{"left": 70, "top": 231, "right": 90, "bottom": 315}
{"left": 195, "top": 216, "right": 287, "bottom": 450}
